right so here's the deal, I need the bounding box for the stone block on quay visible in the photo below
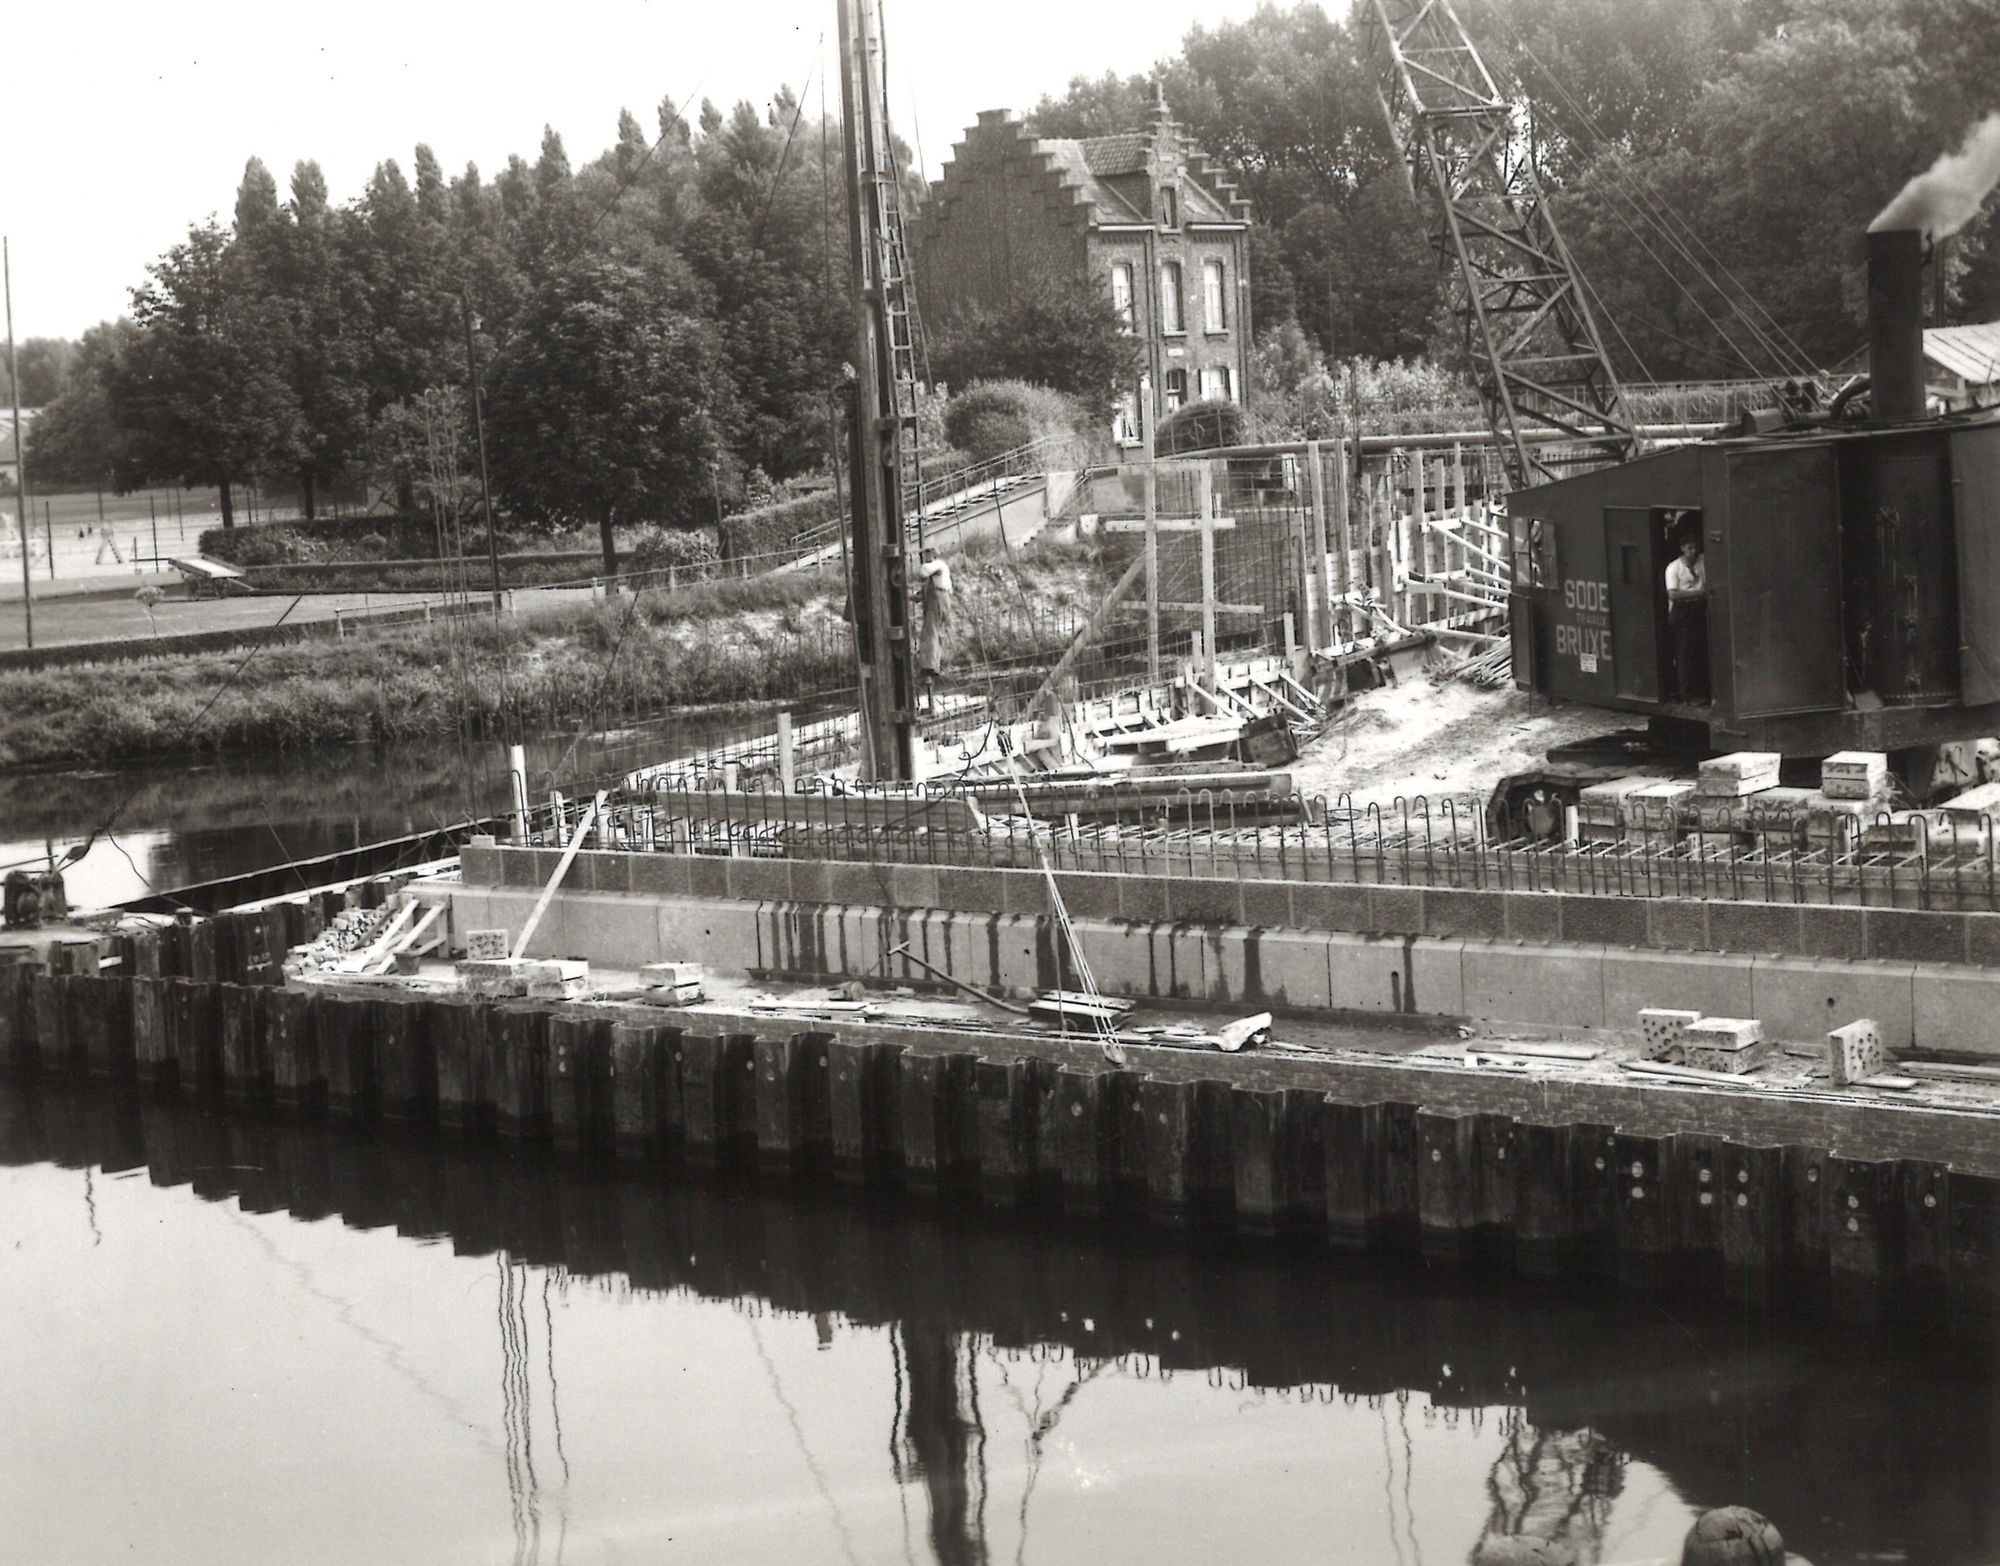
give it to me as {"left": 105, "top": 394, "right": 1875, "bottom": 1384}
{"left": 1827, "top": 1019, "right": 1885, "bottom": 1086}
{"left": 1225, "top": 927, "right": 1334, "bottom": 1011}
{"left": 1639, "top": 1008, "right": 1701, "bottom": 1062}
{"left": 465, "top": 929, "right": 509, "bottom": 961}
{"left": 1325, "top": 933, "right": 1417, "bottom": 1014}
{"left": 1681, "top": 1016, "right": 1765, "bottom": 1073}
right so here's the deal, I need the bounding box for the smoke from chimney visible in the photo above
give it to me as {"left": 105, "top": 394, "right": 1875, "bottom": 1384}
{"left": 1869, "top": 113, "right": 2000, "bottom": 240}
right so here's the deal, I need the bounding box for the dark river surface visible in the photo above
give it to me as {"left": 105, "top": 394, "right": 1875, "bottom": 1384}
{"left": 3, "top": 740, "right": 1998, "bottom": 1562}
{"left": 0, "top": 1077, "right": 1995, "bottom": 1566}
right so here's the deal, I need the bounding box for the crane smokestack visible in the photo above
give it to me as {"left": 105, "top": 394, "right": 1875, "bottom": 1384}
{"left": 1866, "top": 228, "right": 1927, "bottom": 422}
{"left": 1869, "top": 113, "right": 2000, "bottom": 241}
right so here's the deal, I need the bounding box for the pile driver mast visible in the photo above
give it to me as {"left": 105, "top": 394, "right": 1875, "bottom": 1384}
{"left": 1365, "top": 0, "right": 1638, "bottom": 489}
{"left": 837, "top": 0, "right": 922, "bottom": 780}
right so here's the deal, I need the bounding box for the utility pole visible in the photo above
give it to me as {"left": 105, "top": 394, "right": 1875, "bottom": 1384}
{"left": 837, "top": 0, "right": 920, "bottom": 780}
{"left": 5, "top": 238, "right": 31, "bottom": 649}
{"left": 459, "top": 290, "right": 502, "bottom": 624}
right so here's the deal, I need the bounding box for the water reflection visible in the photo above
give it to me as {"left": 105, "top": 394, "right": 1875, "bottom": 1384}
{"left": 0, "top": 1077, "right": 1992, "bottom": 1565}
{"left": 0, "top": 707, "right": 799, "bottom": 909}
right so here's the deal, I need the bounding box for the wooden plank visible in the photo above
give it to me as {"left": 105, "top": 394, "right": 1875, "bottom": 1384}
{"left": 512, "top": 791, "right": 605, "bottom": 960}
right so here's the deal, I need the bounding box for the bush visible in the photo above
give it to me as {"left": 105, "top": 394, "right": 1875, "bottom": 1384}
{"left": 717, "top": 485, "right": 840, "bottom": 560}
{"left": 1157, "top": 399, "right": 1246, "bottom": 456}
{"left": 628, "top": 527, "right": 719, "bottom": 571}
{"left": 942, "top": 380, "right": 1091, "bottom": 465}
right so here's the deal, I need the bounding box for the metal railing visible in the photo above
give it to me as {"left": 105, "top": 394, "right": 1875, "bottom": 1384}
{"left": 525, "top": 781, "right": 2000, "bottom": 913}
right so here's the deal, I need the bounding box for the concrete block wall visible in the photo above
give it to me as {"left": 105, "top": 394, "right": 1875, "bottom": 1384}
{"left": 461, "top": 844, "right": 2000, "bottom": 967}
{"left": 446, "top": 873, "right": 2000, "bottom": 1057}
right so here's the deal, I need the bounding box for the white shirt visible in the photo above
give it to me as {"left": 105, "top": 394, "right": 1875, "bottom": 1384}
{"left": 1665, "top": 556, "right": 1705, "bottom": 596}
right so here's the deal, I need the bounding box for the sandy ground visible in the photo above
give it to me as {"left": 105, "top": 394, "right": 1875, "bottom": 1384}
{"left": 1289, "top": 675, "right": 1615, "bottom": 812}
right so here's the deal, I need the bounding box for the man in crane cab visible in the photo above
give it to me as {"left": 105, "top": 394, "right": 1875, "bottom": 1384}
{"left": 1664, "top": 530, "right": 1709, "bottom": 703}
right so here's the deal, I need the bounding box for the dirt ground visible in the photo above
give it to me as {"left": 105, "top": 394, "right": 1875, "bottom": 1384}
{"left": 1289, "top": 674, "right": 1615, "bottom": 812}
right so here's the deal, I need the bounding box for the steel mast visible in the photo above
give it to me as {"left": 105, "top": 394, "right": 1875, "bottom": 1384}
{"left": 1366, "top": 0, "right": 1637, "bottom": 489}
{"left": 837, "top": 0, "right": 921, "bottom": 780}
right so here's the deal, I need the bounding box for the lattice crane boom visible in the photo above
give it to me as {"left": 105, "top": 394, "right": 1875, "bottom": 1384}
{"left": 838, "top": 0, "right": 920, "bottom": 779}
{"left": 1366, "top": 0, "right": 1638, "bottom": 490}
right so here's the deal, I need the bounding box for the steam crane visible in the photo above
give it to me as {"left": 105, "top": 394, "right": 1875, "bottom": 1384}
{"left": 838, "top": 0, "right": 923, "bottom": 781}
{"left": 1365, "top": 0, "right": 1638, "bottom": 490}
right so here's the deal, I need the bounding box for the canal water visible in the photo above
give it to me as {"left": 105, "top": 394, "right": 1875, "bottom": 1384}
{"left": 0, "top": 1077, "right": 1993, "bottom": 1566}
{"left": 0, "top": 711, "right": 795, "bottom": 912}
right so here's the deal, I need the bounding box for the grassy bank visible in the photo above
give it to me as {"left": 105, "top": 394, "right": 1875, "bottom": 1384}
{"left": 0, "top": 537, "right": 1112, "bottom": 770}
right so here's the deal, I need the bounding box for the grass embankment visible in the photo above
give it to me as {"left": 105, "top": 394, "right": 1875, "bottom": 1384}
{"left": 0, "top": 536, "right": 1112, "bottom": 770}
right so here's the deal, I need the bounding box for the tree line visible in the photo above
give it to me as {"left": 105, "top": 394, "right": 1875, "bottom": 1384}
{"left": 19, "top": 0, "right": 2000, "bottom": 547}
{"left": 1033, "top": 0, "right": 2000, "bottom": 385}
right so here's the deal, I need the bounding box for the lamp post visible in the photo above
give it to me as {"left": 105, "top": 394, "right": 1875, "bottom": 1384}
{"left": 458, "top": 289, "right": 502, "bottom": 624}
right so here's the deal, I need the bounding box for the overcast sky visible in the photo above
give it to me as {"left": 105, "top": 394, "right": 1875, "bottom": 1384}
{"left": 2, "top": 0, "right": 1283, "bottom": 341}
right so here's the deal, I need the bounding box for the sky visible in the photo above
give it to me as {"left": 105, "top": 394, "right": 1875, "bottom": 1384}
{"left": 1, "top": 0, "right": 1283, "bottom": 342}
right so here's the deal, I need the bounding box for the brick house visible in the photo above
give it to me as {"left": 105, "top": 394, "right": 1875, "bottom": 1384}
{"left": 909, "top": 95, "right": 1253, "bottom": 448}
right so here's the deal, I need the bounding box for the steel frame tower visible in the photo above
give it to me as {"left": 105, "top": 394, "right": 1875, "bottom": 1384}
{"left": 838, "top": 0, "right": 920, "bottom": 780}
{"left": 1367, "top": 0, "right": 1637, "bottom": 489}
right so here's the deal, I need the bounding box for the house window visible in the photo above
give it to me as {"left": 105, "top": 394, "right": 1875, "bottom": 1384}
{"left": 1110, "top": 262, "right": 1134, "bottom": 333}
{"left": 1164, "top": 369, "right": 1188, "bottom": 410}
{"left": 1202, "top": 258, "right": 1226, "bottom": 332}
{"left": 1160, "top": 262, "right": 1185, "bottom": 334}
{"left": 1199, "top": 365, "right": 1233, "bottom": 402}
{"left": 1160, "top": 185, "right": 1179, "bottom": 228}
{"left": 1114, "top": 390, "right": 1142, "bottom": 446}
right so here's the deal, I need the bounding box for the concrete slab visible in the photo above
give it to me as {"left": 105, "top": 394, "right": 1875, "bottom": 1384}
{"left": 1462, "top": 940, "right": 1606, "bottom": 1029}
{"left": 1911, "top": 962, "right": 2000, "bottom": 1059}
{"left": 1325, "top": 933, "right": 1419, "bottom": 1014}
{"left": 1749, "top": 955, "right": 1916, "bottom": 1048}
{"left": 1409, "top": 937, "right": 1465, "bottom": 1017}
{"left": 1601, "top": 948, "right": 1756, "bottom": 1029}
{"left": 1202, "top": 926, "right": 1334, "bottom": 1010}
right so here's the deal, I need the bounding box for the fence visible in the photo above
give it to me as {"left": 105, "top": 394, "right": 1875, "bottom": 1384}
{"left": 521, "top": 779, "right": 2000, "bottom": 914}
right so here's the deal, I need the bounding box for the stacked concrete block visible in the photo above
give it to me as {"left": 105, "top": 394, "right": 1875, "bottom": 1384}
{"left": 1821, "top": 751, "right": 1889, "bottom": 801}
{"left": 457, "top": 957, "right": 589, "bottom": 1000}
{"left": 1697, "top": 752, "right": 1782, "bottom": 798}
{"left": 1640, "top": 1008, "right": 1701, "bottom": 1062}
{"left": 1577, "top": 775, "right": 1659, "bottom": 844}
{"left": 641, "top": 961, "right": 706, "bottom": 1005}
{"left": 1828, "top": 1019, "right": 1885, "bottom": 1087}
{"left": 1682, "top": 1016, "right": 1765, "bottom": 1074}
{"left": 1622, "top": 780, "right": 1696, "bottom": 849}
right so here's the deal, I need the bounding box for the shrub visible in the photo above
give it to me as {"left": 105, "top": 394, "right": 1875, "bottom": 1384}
{"left": 1157, "top": 398, "right": 1246, "bottom": 456}
{"left": 717, "top": 485, "right": 840, "bottom": 560}
{"left": 942, "top": 380, "right": 1092, "bottom": 465}
{"left": 628, "top": 527, "right": 719, "bottom": 571}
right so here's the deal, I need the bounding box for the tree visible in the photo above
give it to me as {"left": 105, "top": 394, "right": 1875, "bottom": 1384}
{"left": 486, "top": 253, "right": 729, "bottom": 573}
{"left": 108, "top": 220, "right": 297, "bottom": 525}
{"left": 23, "top": 320, "right": 137, "bottom": 489}
{"left": 928, "top": 270, "right": 1140, "bottom": 416}
{"left": 0, "top": 337, "right": 78, "bottom": 408}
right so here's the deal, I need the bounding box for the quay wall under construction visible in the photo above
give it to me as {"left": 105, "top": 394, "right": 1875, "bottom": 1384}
{"left": 454, "top": 843, "right": 2000, "bottom": 1056}
{"left": 5, "top": 873, "right": 2000, "bottom": 1330}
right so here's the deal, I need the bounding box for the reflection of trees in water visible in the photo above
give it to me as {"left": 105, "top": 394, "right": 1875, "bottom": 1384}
{"left": 1476, "top": 1416, "right": 1624, "bottom": 1566}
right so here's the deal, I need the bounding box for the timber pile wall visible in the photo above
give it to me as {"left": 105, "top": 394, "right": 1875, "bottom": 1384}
{"left": 3, "top": 952, "right": 1998, "bottom": 1333}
